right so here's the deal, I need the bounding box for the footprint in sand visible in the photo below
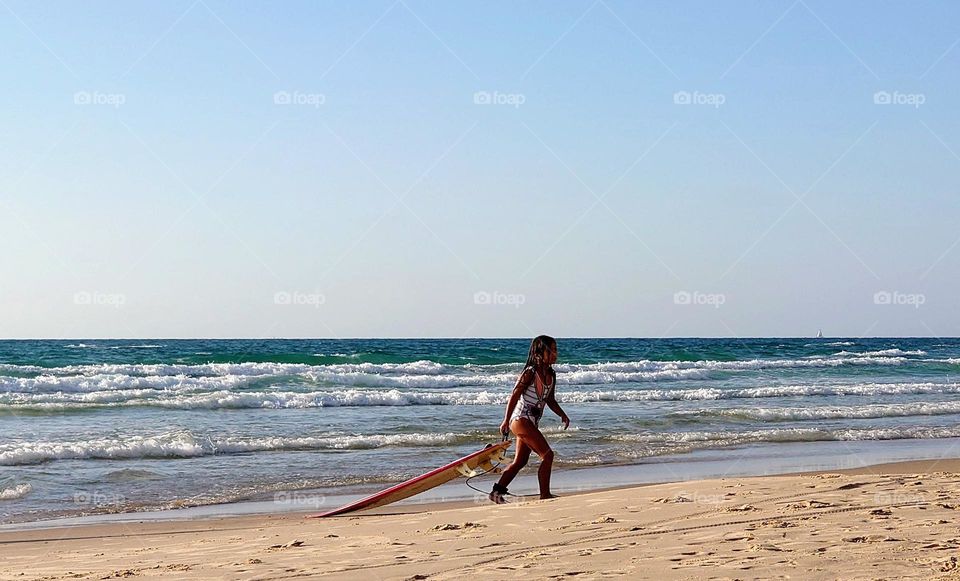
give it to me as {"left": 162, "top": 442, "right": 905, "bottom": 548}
{"left": 431, "top": 522, "right": 486, "bottom": 531}
{"left": 784, "top": 500, "right": 833, "bottom": 510}
{"left": 721, "top": 532, "right": 755, "bottom": 542}
{"left": 268, "top": 540, "right": 305, "bottom": 550}
{"left": 725, "top": 504, "right": 757, "bottom": 512}
{"left": 836, "top": 481, "right": 869, "bottom": 490}
{"left": 921, "top": 542, "right": 960, "bottom": 550}
{"left": 166, "top": 564, "right": 191, "bottom": 572}
{"left": 750, "top": 543, "right": 790, "bottom": 552}
{"left": 653, "top": 495, "right": 692, "bottom": 504}
{"left": 759, "top": 519, "right": 796, "bottom": 528}
{"left": 841, "top": 534, "right": 899, "bottom": 543}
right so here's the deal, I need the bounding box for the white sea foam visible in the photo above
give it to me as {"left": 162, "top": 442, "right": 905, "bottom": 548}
{"left": 0, "top": 353, "right": 922, "bottom": 395}
{"left": 833, "top": 349, "right": 926, "bottom": 357}
{"left": 8, "top": 423, "right": 956, "bottom": 468}
{"left": 677, "top": 400, "right": 960, "bottom": 422}
{"left": 0, "top": 483, "right": 32, "bottom": 500}
{"left": 0, "top": 374, "right": 247, "bottom": 394}
{"left": 0, "top": 345, "right": 944, "bottom": 407}
{"left": 6, "top": 351, "right": 919, "bottom": 380}
{"left": 4, "top": 423, "right": 958, "bottom": 467}
{"left": 613, "top": 425, "right": 960, "bottom": 447}
{"left": 3, "top": 383, "right": 959, "bottom": 410}
{"left": 0, "top": 431, "right": 469, "bottom": 466}
{"left": 566, "top": 382, "right": 960, "bottom": 402}
{"left": 553, "top": 355, "right": 909, "bottom": 375}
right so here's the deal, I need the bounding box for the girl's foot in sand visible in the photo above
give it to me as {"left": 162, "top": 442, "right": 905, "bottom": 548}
{"left": 490, "top": 483, "right": 509, "bottom": 504}
{"left": 540, "top": 493, "right": 559, "bottom": 500}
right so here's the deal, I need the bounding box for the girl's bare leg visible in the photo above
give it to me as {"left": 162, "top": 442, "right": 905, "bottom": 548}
{"left": 510, "top": 418, "right": 556, "bottom": 499}
{"left": 496, "top": 438, "right": 530, "bottom": 489}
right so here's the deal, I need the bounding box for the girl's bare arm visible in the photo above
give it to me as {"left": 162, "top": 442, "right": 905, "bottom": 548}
{"left": 500, "top": 368, "right": 534, "bottom": 431}
{"left": 545, "top": 371, "right": 570, "bottom": 427}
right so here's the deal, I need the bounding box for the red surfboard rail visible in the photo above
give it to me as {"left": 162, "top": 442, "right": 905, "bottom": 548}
{"left": 307, "top": 440, "right": 511, "bottom": 518}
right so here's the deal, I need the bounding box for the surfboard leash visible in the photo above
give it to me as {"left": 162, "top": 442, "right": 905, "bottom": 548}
{"left": 463, "top": 435, "right": 518, "bottom": 499}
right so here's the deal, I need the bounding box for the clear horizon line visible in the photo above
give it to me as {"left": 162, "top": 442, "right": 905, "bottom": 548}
{"left": 0, "top": 336, "right": 953, "bottom": 341}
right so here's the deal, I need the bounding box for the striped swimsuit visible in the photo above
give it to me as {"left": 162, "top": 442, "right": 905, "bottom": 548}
{"left": 512, "top": 365, "right": 555, "bottom": 426}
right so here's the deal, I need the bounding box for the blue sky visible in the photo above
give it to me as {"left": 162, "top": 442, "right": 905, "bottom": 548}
{"left": 1, "top": 0, "right": 958, "bottom": 338}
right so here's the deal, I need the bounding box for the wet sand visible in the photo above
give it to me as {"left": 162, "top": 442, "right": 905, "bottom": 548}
{"left": 2, "top": 458, "right": 959, "bottom": 580}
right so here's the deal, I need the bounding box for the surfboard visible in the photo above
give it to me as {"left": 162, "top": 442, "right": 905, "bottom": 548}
{"left": 308, "top": 440, "right": 511, "bottom": 518}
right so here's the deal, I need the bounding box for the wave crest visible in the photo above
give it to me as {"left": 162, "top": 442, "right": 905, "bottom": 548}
{"left": 0, "top": 431, "right": 472, "bottom": 466}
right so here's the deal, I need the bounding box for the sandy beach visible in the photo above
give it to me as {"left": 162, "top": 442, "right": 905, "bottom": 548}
{"left": 3, "top": 0, "right": 956, "bottom": 576}
{"left": 2, "top": 458, "right": 959, "bottom": 580}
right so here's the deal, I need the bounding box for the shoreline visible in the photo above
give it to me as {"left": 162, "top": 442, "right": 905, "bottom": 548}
{"left": 5, "top": 454, "right": 956, "bottom": 531}
{"left": 2, "top": 456, "right": 959, "bottom": 579}
{"left": 5, "top": 435, "right": 959, "bottom": 531}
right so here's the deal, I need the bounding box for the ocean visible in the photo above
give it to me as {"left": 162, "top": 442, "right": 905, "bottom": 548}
{"left": 1, "top": 337, "right": 959, "bottom": 525}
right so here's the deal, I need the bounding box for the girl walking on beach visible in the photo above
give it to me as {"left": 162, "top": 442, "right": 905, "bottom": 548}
{"left": 490, "top": 335, "right": 570, "bottom": 504}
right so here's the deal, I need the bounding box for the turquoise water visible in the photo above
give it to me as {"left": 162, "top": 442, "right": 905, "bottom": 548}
{"left": 1, "top": 337, "right": 959, "bottom": 523}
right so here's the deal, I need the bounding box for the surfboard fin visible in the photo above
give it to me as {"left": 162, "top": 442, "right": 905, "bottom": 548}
{"left": 455, "top": 463, "right": 480, "bottom": 478}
